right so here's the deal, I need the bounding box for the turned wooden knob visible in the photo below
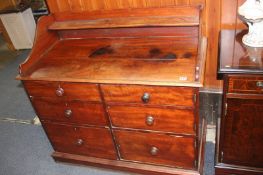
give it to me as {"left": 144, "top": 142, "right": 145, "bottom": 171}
{"left": 150, "top": 147, "right": 159, "bottom": 156}
{"left": 76, "top": 139, "right": 84, "bottom": 146}
{"left": 141, "top": 93, "right": 150, "bottom": 103}
{"left": 146, "top": 115, "right": 154, "bottom": 126}
{"left": 55, "top": 87, "right": 64, "bottom": 97}
{"left": 257, "top": 81, "right": 263, "bottom": 88}
{"left": 65, "top": 109, "right": 72, "bottom": 118}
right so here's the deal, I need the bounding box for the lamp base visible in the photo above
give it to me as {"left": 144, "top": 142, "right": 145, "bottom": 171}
{"left": 242, "top": 34, "right": 263, "bottom": 47}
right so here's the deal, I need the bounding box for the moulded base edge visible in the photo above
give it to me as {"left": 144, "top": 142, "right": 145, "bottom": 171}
{"left": 52, "top": 152, "right": 202, "bottom": 175}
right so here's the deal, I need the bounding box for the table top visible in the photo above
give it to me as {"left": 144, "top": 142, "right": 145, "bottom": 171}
{"left": 218, "top": 30, "right": 263, "bottom": 76}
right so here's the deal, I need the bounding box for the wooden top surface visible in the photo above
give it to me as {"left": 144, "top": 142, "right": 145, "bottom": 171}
{"left": 18, "top": 7, "right": 206, "bottom": 87}
{"left": 218, "top": 30, "right": 263, "bottom": 75}
{"left": 19, "top": 36, "right": 203, "bottom": 87}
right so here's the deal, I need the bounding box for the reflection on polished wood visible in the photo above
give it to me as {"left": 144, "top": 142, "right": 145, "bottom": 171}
{"left": 216, "top": 29, "right": 263, "bottom": 175}
{"left": 45, "top": 0, "right": 225, "bottom": 89}
{"left": 219, "top": 30, "right": 263, "bottom": 75}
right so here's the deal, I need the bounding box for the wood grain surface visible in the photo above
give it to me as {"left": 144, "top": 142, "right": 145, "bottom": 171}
{"left": 49, "top": 15, "right": 199, "bottom": 30}
{"left": 52, "top": 6, "right": 200, "bottom": 21}
{"left": 228, "top": 76, "right": 263, "bottom": 95}
{"left": 59, "top": 26, "right": 199, "bottom": 39}
{"left": 33, "top": 98, "right": 108, "bottom": 126}
{"left": 23, "top": 81, "right": 101, "bottom": 101}
{"left": 46, "top": 0, "right": 202, "bottom": 13}
{"left": 44, "top": 37, "right": 198, "bottom": 59}
{"left": 115, "top": 129, "right": 196, "bottom": 169}
{"left": 18, "top": 1, "right": 223, "bottom": 88}
{"left": 108, "top": 105, "right": 195, "bottom": 135}
{"left": 18, "top": 3, "right": 207, "bottom": 174}
{"left": 22, "top": 36, "right": 201, "bottom": 86}
{"left": 53, "top": 152, "right": 203, "bottom": 175}
{"left": 221, "top": 98, "right": 263, "bottom": 168}
{"left": 221, "top": 0, "right": 246, "bottom": 29}
{"left": 44, "top": 0, "right": 225, "bottom": 89}
{"left": 43, "top": 122, "right": 117, "bottom": 159}
{"left": 216, "top": 28, "right": 263, "bottom": 175}
{"left": 218, "top": 30, "right": 263, "bottom": 76}
{"left": 18, "top": 15, "right": 59, "bottom": 76}
{"left": 102, "top": 85, "right": 196, "bottom": 107}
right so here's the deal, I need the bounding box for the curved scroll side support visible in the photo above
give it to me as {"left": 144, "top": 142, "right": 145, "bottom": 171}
{"left": 18, "top": 15, "right": 59, "bottom": 77}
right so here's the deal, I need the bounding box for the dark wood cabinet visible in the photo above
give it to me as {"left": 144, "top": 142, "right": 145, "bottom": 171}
{"left": 222, "top": 98, "right": 263, "bottom": 168}
{"left": 215, "top": 30, "right": 263, "bottom": 175}
{"left": 17, "top": 2, "right": 207, "bottom": 175}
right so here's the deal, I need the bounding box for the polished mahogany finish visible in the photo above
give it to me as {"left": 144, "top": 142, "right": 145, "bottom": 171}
{"left": 228, "top": 76, "right": 263, "bottom": 94}
{"left": 32, "top": 98, "right": 107, "bottom": 126}
{"left": 23, "top": 81, "right": 101, "bottom": 101}
{"left": 59, "top": 26, "right": 199, "bottom": 39}
{"left": 43, "top": 122, "right": 116, "bottom": 159}
{"left": 108, "top": 105, "right": 195, "bottom": 135}
{"left": 215, "top": 30, "right": 263, "bottom": 175}
{"left": 115, "top": 130, "right": 196, "bottom": 169}
{"left": 222, "top": 98, "right": 263, "bottom": 168}
{"left": 218, "top": 30, "right": 263, "bottom": 75}
{"left": 44, "top": 0, "right": 225, "bottom": 91}
{"left": 18, "top": 3, "right": 207, "bottom": 175}
{"left": 21, "top": 36, "right": 201, "bottom": 86}
{"left": 102, "top": 85, "right": 196, "bottom": 107}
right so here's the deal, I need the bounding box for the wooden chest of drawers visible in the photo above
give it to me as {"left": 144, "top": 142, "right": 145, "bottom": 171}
{"left": 216, "top": 30, "right": 263, "bottom": 175}
{"left": 17, "top": 4, "right": 207, "bottom": 175}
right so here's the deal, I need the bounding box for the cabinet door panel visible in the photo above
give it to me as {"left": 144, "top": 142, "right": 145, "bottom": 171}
{"left": 222, "top": 98, "right": 263, "bottom": 168}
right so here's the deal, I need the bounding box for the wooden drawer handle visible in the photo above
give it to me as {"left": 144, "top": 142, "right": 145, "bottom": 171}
{"left": 141, "top": 93, "right": 150, "bottom": 103}
{"left": 146, "top": 115, "right": 154, "bottom": 126}
{"left": 56, "top": 87, "right": 64, "bottom": 96}
{"left": 65, "top": 109, "right": 72, "bottom": 118}
{"left": 150, "top": 146, "right": 159, "bottom": 156}
{"left": 76, "top": 139, "right": 84, "bottom": 146}
{"left": 257, "top": 81, "right": 263, "bottom": 88}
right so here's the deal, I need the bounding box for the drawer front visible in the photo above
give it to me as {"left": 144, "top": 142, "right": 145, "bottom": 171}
{"left": 115, "top": 130, "right": 195, "bottom": 169}
{"left": 23, "top": 81, "right": 101, "bottom": 101}
{"left": 228, "top": 76, "right": 263, "bottom": 94}
{"left": 102, "top": 85, "right": 195, "bottom": 107}
{"left": 32, "top": 98, "right": 107, "bottom": 126}
{"left": 109, "top": 105, "right": 195, "bottom": 135}
{"left": 43, "top": 123, "right": 116, "bottom": 159}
